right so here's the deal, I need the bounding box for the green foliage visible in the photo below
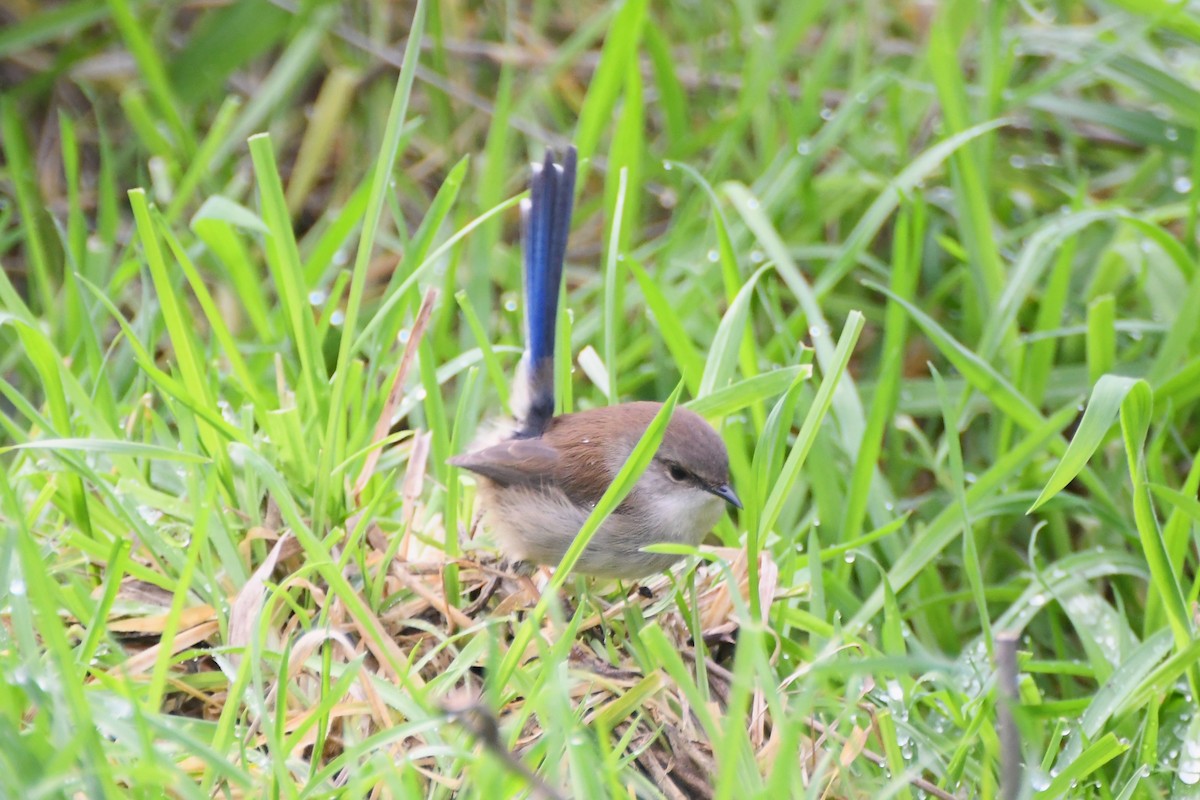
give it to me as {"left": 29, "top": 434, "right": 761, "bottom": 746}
{"left": 2, "top": 0, "right": 1199, "bottom": 797}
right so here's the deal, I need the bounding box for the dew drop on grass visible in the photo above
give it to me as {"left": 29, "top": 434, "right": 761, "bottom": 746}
{"left": 707, "top": 249, "right": 719, "bottom": 262}
{"left": 750, "top": 250, "right": 764, "bottom": 263}
{"left": 796, "top": 141, "right": 812, "bottom": 155}
{"left": 1175, "top": 176, "right": 1193, "bottom": 193}
{"left": 1030, "top": 593, "right": 1047, "bottom": 607}
{"left": 333, "top": 248, "right": 350, "bottom": 266}
{"left": 746, "top": 197, "right": 760, "bottom": 210}
{"left": 308, "top": 289, "right": 327, "bottom": 306}
{"left": 1009, "top": 155, "right": 1026, "bottom": 168}
{"left": 330, "top": 309, "right": 345, "bottom": 327}
{"left": 1165, "top": 127, "right": 1180, "bottom": 141}
{"left": 844, "top": 552, "right": 856, "bottom": 564}
{"left": 662, "top": 161, "right": 673, "bottom": 171}
{"left": 10, "top": 578, "right": 26, "bottom": 596}
{"left": 504, "top": 299, "right": 518, "bottom": 312}
{"left": 397, "top": 329, "right": 411, "bottom": 344}
{"left": 820, "top": 107, "right": 835, "bottom": 120}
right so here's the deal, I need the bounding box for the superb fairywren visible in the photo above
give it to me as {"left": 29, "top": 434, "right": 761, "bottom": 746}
{"left": 450, "top": 147, "right": 741, "bottom": 579}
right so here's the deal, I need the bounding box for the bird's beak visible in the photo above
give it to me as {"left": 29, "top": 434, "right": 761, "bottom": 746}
{"left": 709, "top": 483, "right": 742, "bottom": 509}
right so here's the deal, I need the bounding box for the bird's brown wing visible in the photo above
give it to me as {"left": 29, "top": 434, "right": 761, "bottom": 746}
{"left": 449, "top": 436, "right": 616, "bottom": 508}
{"left": 448, "top": 439, "right": 562, "bottom": 489}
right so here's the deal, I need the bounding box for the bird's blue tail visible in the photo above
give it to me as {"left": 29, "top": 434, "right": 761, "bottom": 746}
{"left": 517, "top": 146, "right": 576, "bottom": 438}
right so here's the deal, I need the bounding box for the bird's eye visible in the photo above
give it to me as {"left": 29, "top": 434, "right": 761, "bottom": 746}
{"left": 667, "top": 463, "right": 689, "bottom": 482}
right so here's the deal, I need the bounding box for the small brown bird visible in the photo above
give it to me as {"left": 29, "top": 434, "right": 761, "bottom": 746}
{"left": 449, "top": 148, "right": 740, "bottom": 579}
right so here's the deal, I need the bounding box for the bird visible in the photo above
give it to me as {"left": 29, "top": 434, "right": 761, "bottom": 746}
{"left": 449, "top": 146, "right": 741, "bottom": 579}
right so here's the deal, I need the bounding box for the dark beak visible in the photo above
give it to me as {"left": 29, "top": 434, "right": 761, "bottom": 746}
{"left": 709, "top": 483, "right": 742, "bottom": 509}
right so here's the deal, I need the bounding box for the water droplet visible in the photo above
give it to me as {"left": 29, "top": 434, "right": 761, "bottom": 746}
{"left": 1165, "top": 127, "right": 1180, "bottom": 142}
{"left": 746, "top": 198, "right": 760, "bottom": 210}
{"left": 820, "top": 107, "right": 835, "bottom": 120}
{"left": 333, "top": 248, "right": 350, "bottom": 266}
{"left": 1175, "top": 176, "right": 1193, "bottom": 193}
{"left": 855, "top": 92, "right": 869, "bottom": 104}
{"left": 1009, "top": 155, "right": 1026, "bottom": 169}
{"left": 1040, "top": 154, "right": 1055, "bottom": 166}
{"left": 1030, "top": 593, "right": 1047, "bottom": 607}
{"left": 796, "top": 141, "right": 812, "bottom": 156}
{"left": 844, "top": 552, "right": 856, "bottom": 564}
{"left": 397, "top": 329, "right": 411, "bottom": 344}
{"left": 750, "top": 250, "right": 764, "bottom": 263}
{"left": 706, "top": 249, "right": 719, "bottom": 262}
{"left": 10, "top": 578, "right": 26, "bottom": 596}
{"left": 308, "top": 289, "right": 328, "bottom": 306}
{"left": 330, "top": 309, "right": 345, "bottom": 327}
{"left": 809, "top": 325, "right": 823, "bottom": 338}
{"left": 662, "top": 161, "right": 673, "bottom": 171}
{"left": 504, "top": 299, "right": 518, "bottom": 312}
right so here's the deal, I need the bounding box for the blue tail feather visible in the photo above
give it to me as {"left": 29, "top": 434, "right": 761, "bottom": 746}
{"left": 518, "top": 147, "right": 576, "bottom": 437}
